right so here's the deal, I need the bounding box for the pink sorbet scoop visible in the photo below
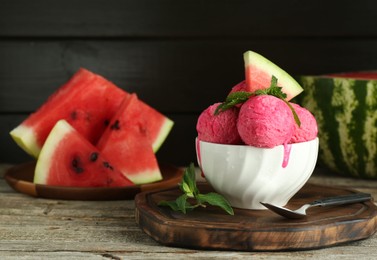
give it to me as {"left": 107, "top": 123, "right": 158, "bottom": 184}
{"left": 196, "top": 103, "right": 242, "bottom": 144}
{"left": 289, "top": 103, "right": 318, "bottom": 143}
{"left": 229, "top": 80, "right": 247, "bottom": 94}
{"left": 237, "top": 95, "right": 295, "bottom": 148}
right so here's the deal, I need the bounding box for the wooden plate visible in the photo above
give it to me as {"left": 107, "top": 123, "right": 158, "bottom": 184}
{"left": 135, "top": 183, "right": 377, "bottom": 251}
{"left": 4, "top": 161, "right": 183, "bottom": 200}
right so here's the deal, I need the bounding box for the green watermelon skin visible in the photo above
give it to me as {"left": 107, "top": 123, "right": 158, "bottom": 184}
{"left": 34, "top": 120, "right": 134, "bottom": 187}
{"left": 297, "top": 76, "right": 377, "bottom": 178}
{"left": 97, "top": 94, "right": 162, "bottom": 185}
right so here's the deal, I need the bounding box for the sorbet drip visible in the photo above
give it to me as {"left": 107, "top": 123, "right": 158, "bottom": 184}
{"left": 282, "top": 143, "right": 292, "bottom": 168}
{"left": 195, "top": 138, "right": 205, "bottom": 178}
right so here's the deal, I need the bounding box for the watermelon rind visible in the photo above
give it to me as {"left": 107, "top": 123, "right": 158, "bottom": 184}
{"left": 152, "top": 118, "right": 174, "bottom": 152}
{"left": 128, "top": 169, "right": 162, "bottom": 185}
{"left": 297, "top": 75, "right": 377, "bottom": 179}
{"left": 244, "top": 50, "right": 303, "bottom": 100}
{"left": 9, "top": 68, "right": 173, "bottom": 159}
{"left": 34, "top": 120, "right": 71, "bottom": 184}
{"left": 10, "top": 125, "right": 40, "bottom": 158}
{"left": 97, "top": 94, "right": 163, "bottom": 185}
{"left": 9, "top": 68, "right": 126, "bottom": 158}
{"left": 34, "top": 119, "right": 134, "bottom": 187}
{"left": 135, "top": 99, "right": 174, "bottom": 153}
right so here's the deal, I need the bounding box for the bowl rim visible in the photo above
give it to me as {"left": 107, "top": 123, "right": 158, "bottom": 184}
{"left": 196, "top": 137, "right": 319, "bottom": 149}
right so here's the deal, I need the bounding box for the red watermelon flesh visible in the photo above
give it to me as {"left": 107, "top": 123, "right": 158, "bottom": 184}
{"left": 97, "top": 94, "right": 163, "bottom": 185}
{"left": 34, "top": 120, "right": 134, "bottom": 187}
{"left": 136, "top": 98, "right": 174, "bottom": 152}
{"left": 10, "top": 68, "right": 173, "bottom": 158}
{"left": 326, "top": 71, "right": 377, "bottom": 79}
{"left": 243, "top": 51, "right": 303, "bottom": 100}
{"left": 10, "top": 68, "right": 125, "bottom": 158}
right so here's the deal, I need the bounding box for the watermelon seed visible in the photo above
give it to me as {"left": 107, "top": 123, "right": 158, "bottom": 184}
{"left": 139, "top": 125, "right": 147, "bottom": 135}
{"left": 70, "top": 111, "right": 77, "bottom": 120}
{"left": 110, "top": 120, "right": 120, "bottom": 130}
{"left": 90, "top": 152, "right": 98, "bottom": 162}
{"left": 103, "top": 161, "right": 114, "bottom": 171}
{"left": 104, "top": 119, "right": 110, "bottom": 126}
{"left": 72, "top": 157, "right": 84, "bottom": 174}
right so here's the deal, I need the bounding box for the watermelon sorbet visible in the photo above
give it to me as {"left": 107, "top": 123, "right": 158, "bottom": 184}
{"left": 237, "top": 95, "right": 295, "bottom": 148}
{"left": 229, "top": 80, "right": 247, "bottom": 94}
{"left": 196, "top": 103, "right": 242, "bottom": 144}
{"left": 196, "top": 96, "right": 318, "bottom": 148}
{"left": 289, "top": 103, "right": 318, "bottom": 143}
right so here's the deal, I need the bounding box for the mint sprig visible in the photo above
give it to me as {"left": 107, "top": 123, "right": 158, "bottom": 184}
{"left": 254, "top": 75, "right": 287, "bottom": 99}
{"left": 214, "top": 91, "right": 252, "bottom": 115}
{"left": 284, "top": 100, "right": 301, "bottom": 127}
{"left": 158, "top": 163, "right": 234, "bottom": 215}
{"left": 214, "top": 75, "right": 301, "bottom": 127}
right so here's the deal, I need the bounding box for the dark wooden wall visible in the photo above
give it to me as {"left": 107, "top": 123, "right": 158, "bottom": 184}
{"left": 2, "top": 0, "right": 377, "bottom": 166}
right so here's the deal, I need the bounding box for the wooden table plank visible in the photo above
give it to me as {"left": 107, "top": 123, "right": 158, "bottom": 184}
{"left": 1, "top": 165, "right": 377, "bottom": 259}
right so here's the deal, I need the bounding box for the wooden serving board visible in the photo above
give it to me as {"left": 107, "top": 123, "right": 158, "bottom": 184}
{"left": 135, "top": 183, "right": 377, "bottom": 251}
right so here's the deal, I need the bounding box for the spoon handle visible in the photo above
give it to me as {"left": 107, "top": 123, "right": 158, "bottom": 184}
{"left": 310, "top": 192, "right": 372, "bottom": 207}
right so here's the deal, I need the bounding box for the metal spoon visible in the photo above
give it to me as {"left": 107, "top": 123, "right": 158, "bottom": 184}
{"left": 260, "top": 192, "right": 372, "bottom": 219}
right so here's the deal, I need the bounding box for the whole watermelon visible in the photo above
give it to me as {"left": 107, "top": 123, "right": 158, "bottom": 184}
{"left": 297, "top": 74, "right": 377, "bottom": 179}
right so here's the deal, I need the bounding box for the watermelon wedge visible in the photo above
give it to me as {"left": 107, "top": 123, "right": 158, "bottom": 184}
{"left": 34, "top": 120, "right": 134, "bottom": 187}
{"left": 10, "top": 68, "right": 125, "bottom": 158}
{"left": 10, "top": 68, "right": 174, "bottom": 158}
{"left": 243, "top": 50, "right": 303, "bottom": 100}
{"left": 133, "top": 97, "right": 174, "bottom": 153}
{"left": 97, "top": 94, "right": 163, "bottom": 185}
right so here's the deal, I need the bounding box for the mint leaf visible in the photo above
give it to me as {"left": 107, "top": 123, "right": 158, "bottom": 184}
{"left": 214, "top": 76, "right": 286, "bottom": 115}
{"left": 179, "top": 182, "right": 192, "bottom": 197}
{"left": 271, "top": 74, "right": 278, "bottom": 88}
{"left": 197, "top": 193, "right": 234, "bottom": 215}
{"left": 179, "top": 163, "right": 199, "bottom": 197}
{"left": 158, "top": 163, "right": 234, "bottom": 215}
{"left": 254, "top": 75, "right": 287, "bottom": 99}
{"left": 158, "top": 200, "right": 180, "bottom": 211}
{"left": 186, "top": 163, "right": 199, "bottom": 196}
{"left": 215, "top": 75, "right": 300, "bottom": 126}
{"left": 284, "top": 100, "right": 301, "bottom": 127}
{"left": 158, "top": 195, "right": 195, "bottom": 214}
{"left": 176, "top": 194, "right": 189, "bottom": 214}
{"left": 214, "top": 91, "right": 252, "bottom": 115}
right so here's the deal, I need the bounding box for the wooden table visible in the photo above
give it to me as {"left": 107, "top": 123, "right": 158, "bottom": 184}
{"left": 1, "top": 164, "right": 377, "bottom": 259}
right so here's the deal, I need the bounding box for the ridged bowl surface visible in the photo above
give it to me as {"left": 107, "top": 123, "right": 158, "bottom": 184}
{"left": 196, "top": 138, "right": 319, "bottom": 210}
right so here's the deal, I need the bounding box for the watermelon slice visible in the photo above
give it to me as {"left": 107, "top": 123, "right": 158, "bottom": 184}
{"left": 133, "top": 97, "right": 174, "bottom": 153}
{"left": 10, "top": 68, "right": 125, "bottom": 158}
{"left": 243, "top": 50, "right": 303, "bottom": 100}
{"left": 10, "top": 68, "right": 174, "bottom": 158}
{"left": 97, "top": 94, "right": 163, "bottom": 185}
{"left": 34, "top": 120, "right": 134, "bottom": 187}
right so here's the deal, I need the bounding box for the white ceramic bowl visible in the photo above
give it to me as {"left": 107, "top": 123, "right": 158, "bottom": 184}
{"left": 196, "top": 138, "right": 319, "bottom": 210}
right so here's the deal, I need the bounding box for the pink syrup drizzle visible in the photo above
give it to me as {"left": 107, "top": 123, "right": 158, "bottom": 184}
{"left": 282, "top": 143, "right": 292, "bottom": 168}
{"left": 195, "top": 138, "right": 205, "bottom": 178}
